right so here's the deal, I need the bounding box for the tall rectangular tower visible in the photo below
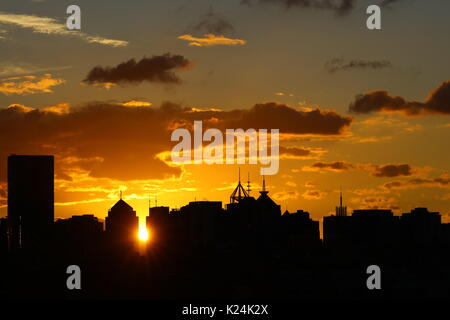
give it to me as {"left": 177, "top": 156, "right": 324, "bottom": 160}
{"left": 8, "top": 155, "right": 54, "bottom": 251}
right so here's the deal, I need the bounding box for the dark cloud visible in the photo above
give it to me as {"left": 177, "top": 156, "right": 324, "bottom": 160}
{"left": 221, "top": 102, "right": 352, "bottom": 135}
{"left": 384, "top": 174, "right": 450, "bottom": 190}
{"left": 279, "top": 146, "right": 311, "bottom": 157}
{"left": 189, "top": 7, "right": 235, "bottom": 35}
{"left": 381, "top": 0, "right": 402, "bottom": 7}
{"left": 82, "top": 54, "right": 192, "bottom": 87}
{"left": 242, "top": 0, "right": 356, "bottom": 15}
{"left": 307, "top": 161, "right": 354, "bottom": 171}
{"left": 0, "top": 102, "right": 182, "bottom": 182}
{"left": 349, "top": 80, "right": 450, "bottom": 116}
{"left": 372, "top": 164, "right": 412, "bottom": 177}
{"left": 325, "top": 58, "right": 392, "bottom": 74}
{"left": 0, "top": 101, "right": 351, "bottom": 183}
{"left": 242, "top": 0, "right": 403, "bottom": 15}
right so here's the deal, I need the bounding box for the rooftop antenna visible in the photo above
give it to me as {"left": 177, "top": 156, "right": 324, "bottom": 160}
{"left": 155, "top": 195, "right": 158, "bottom": 207}
{"left": 149, "top": 194, "right": 151, "bottom": 208}
{"left": 246, "top": 172, "right": 251, "bottom": 195}
{"left": 340, "top": 187, "right": 343, "bottom": 208}
{"left": 120, "top": 190, "right": 122, "bottom": 200}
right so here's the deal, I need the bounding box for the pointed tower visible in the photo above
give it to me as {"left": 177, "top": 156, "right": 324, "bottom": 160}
{"left": 256, "top": 175, "right": 281, "bottom": 219}
{"left": 230, "top": 168, "right": 249, "bottom": 203}
{"left": 335, "top": 189, "right": 347, "bottom": 216}
{"left": 259, "top": 175, "right": 269, "bottom": 198}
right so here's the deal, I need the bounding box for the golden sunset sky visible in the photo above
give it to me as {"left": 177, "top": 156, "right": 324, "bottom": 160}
{"left": 1, "top": 0, "right": 450, "bottom": 227}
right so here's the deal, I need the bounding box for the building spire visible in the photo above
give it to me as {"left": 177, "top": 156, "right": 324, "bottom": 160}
{"left": 336, "top": 187, "right": 347, "bottom": 217}
{"left": 246, "top": 172, "right": 251, "bottom": 195}
{"left": 259, "top": 175, "right": 269, "bottom": 196}
{"left": 120, "top": 190, "right": 122, "bottom": 200}
{"left": 230, "top": 167, "right": 249, "bottom": 203}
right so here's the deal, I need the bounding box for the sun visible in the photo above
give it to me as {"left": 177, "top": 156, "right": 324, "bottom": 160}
{"left": 137, "top": 226, "right": 149, "bottom": 242}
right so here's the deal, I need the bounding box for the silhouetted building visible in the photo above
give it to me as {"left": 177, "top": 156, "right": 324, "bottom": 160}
{"left": 147, "top": 206, "right": 170, "bottom": 223}
{"left": 54, "top": 214, "right": 103, "bottom": 255}
{"left": 226, "top": 176, "right": 281, "bottom": 246}
{"left": 324, "top": 209, "right": 398, "bottom": 247}
{"left": 255, "top": 177, "right": 281, "bottom": 222}
{"left": 7, "top": 155, "right": 54, "bottom": 251}
{"left": 401, "top": 207, "right": 441, "bottom": 245}
{"left": 0, "top": 217, "right": 7, "bottom": 254}
{"left": 146, "top": 206, "right": 170, "bottom": 246}
{"left": 230, "top": 169, "right": 250, "bottom": 203}
{"left": 105, "top": 196, "right": 138, "bottom": 245}
{"left": 180, "top": 201, "right": 224, "bottom": 249}
{"left": 280, "top": 210, "right": 320, "bottom": 247}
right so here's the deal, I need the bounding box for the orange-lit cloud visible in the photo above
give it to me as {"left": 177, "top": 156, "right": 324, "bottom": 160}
{"left": 0, "top": 73, "right": 65, "bottom": 95}
{"left": 0, "top": 12, "right": 128, "bottom": 47}
{"left": 350, "top": 196, "right": 399, "bottom": 211}
{"left": 302, "top": 189, "right": 326, "bottom": 200}
{"left": 178, "top": 34, "right": 246, "bottom": 47}
{"left": 349, "top": 80, "right": 450, "bottom": 116}
{"left": 121, "top": 100, "right": 152, "bottom": 108}
{"left": 42, "top": 103, "right": 70, "bottom": 114}
{"left": 0, "top": 100, "right": 352, "bottom": 188}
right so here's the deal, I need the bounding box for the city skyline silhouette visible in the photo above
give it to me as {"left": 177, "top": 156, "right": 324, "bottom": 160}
{"left": 2, "top": 154, "right": 450, "bottom": 300}
{"left": 1, "top": 0, "right": 450, "bottom": 303}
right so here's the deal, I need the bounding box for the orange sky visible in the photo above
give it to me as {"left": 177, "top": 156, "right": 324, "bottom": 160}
{"left": 0, "top": 0, "right": 450, "bottom": 225}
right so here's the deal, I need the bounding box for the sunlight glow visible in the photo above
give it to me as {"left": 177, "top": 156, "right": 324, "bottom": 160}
{"left": 138, "top": 226, "right": 149, "bottom": 242}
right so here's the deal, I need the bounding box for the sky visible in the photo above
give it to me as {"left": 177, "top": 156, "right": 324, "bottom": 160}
{"left": 0, "top": 0, "right": 450, "bottom": 228}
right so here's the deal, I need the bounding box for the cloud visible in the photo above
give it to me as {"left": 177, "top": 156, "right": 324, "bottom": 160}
{"left": 82, "top": 54, "right": 192, "bottom": 88}
{"left": 0, "top": 62, "right": 72, "bottom": 77}
{"left": 303, "top": 161, "right": 354, "bottom": 172}
{"left": 0, "top": 73, "right": 65, "bottom": 95}
{"left": 242, "top": 0, "right": 357, "bottom": 15}
{"left": 279, "top": 146, "right": 325, "bottom": 159}
{"left": 350, "top": 196, "right": 399, "bottom": 211}
{"left": 0, "top": 101, "right": 183, "bottom": 182}
{"left": 0, "top": 12, "right": 128, "bottom": 47}
{"left": 349, "top": 80, "right": 450, "bottom": 116}
{"left": 371, "top": 164, "right": 413, "bottom": 177}
{"left": 273, "top": 190, "right": 300, "bottom": 201}
{"left": 0, "top": 100, "right": 352, "bottom": 184}
{"left": 302, "top": 189, "right": 326, "bottom": 200}
{"left": 121, "top": 100, "right": 152, "bottom": 108}
{"left": 381, "top": 0, "right": 402, "bottom": 7}
{"left": 383, "top": 174, "right": 450, "bottom": 190}
{"left": 280, "top": 146, "right": 311, "bottom": 157}
{"left": 189, "top": 8, "right": 235, "bottom": 35}
{"left": 242, "top": 0, "right": 404, "bottom": 15}
{"left": 219, "top": 102, "right": 352, "bottom": 135}
{"left": 303, "top": 161, "right": 417, "bottom": 177}
{"left": 178, "top": 34, "right": 246, "bottom": 47}
{"left": 325, "top": 58, "right": 392, "bottom": 74}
